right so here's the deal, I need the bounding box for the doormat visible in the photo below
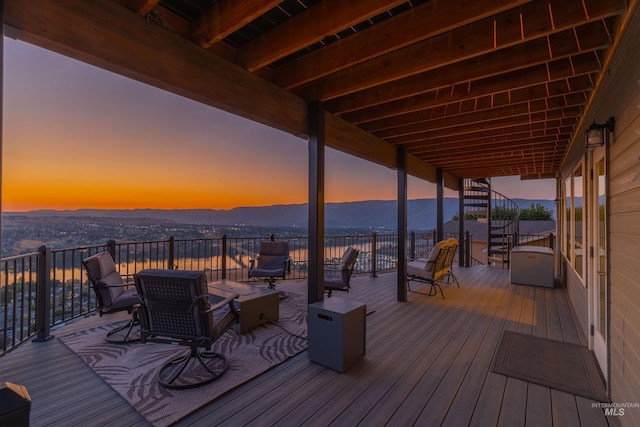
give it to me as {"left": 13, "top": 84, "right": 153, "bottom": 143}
{"left": 492, "top": 331, "right": 607, "bottom": 402}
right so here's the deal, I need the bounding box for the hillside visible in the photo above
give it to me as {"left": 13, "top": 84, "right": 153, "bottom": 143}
{"left": 5, "top": 198, "right": 556, "bottom": 230}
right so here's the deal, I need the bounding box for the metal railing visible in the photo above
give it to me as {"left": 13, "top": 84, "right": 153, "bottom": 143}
{"left": 0, "top": 230, "right": 473, "bottom": 357}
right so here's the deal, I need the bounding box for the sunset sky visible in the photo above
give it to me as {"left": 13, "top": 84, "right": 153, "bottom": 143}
{"left": 2, "top": 38, "right": 555, "bottom": 212}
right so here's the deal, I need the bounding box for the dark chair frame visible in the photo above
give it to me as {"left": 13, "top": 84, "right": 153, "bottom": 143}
{"left": 134, "top": 269, "right": 239, "bottom": 390}
{"left": 407, "top": 239, "right": 460, "bottom": 299}
{"left": 248, "top": 241, "right": 291, "bottom": 296}
{"left": 82, "top": 251, "right": 140, "bottom": 343}
{"left": 324, "top": 247, "right": 360, "bottom": 297}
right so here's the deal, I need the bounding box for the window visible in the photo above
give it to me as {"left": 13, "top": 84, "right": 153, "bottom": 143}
{"left": 573, "top": 165, "right": 584, "bottom": 279}
{"left": 562, "top": 162, "right": 585, "bottom": 281}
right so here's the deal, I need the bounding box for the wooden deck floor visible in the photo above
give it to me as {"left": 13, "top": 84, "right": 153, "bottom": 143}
{"left": 1, "top": 266, "right": 618, "bottom": 427}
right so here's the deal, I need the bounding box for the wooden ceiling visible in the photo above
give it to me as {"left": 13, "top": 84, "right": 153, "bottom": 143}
{"left": 4, "top": 0, "right": 634, "bottom": 181}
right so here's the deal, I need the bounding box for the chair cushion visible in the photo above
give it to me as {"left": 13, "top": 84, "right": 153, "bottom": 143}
{"left": 259, "top": 241, "right": 289, "bottom": 256}
{"left": 84, "top": 252, "right": 127, "bottom": 309}
{"left": 251, "top": 254, "right": 288, "bottom": 278}
{"left": 109, "top": 286, "right": 139, "bottom": 311}
{"left": 338, "top": 247, "right": 359, "bottom": 270}
{"left": 98, "top": 271, "right": 128, "bottom": 307}
{"left": 84, "top": 251, "right": 118, "bottom": 280}
{"left": 407, "top": 260, "right": 434, "bottom": 279}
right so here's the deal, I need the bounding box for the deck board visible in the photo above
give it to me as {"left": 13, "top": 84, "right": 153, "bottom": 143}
{"left": 0, "top": 266, "right": 616, "bottom": 427}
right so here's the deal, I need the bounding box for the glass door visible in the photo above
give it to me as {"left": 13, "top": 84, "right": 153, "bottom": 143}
{"left": 590, "top": 145, "right": 608, "bottom": 378}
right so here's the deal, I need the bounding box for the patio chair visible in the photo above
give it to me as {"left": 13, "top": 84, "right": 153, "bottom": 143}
{"left": 406, "top": 238, "right": 459, "bottom": 299}
{"left": 134, "top": 269, "right": 239, "bottom": 390}
{"left": 82, "top": 251, "right": 140, "bottom": 343}
{"left": 248, "top": 241, "right": 291, "bottom": 297}
{"left": 324, "top": 247, "right": 360, "bottom": 297}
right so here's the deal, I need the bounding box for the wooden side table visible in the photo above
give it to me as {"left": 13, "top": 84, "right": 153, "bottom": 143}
{"left": 209, "top": 280, "right": 279, "bottom": 334}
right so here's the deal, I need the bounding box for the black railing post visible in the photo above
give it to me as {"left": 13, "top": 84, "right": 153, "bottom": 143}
{"left": 513, "top": 231, "right": 519, "bottom": 247}
{"left": 33, "top": 245, "right": 52, "bottom": 342}
{"left": 465, "top": 231, "right": 471, "bottom": 267}
{"left": 221, "top": 234, "right": 227, "bottom": 280}
{"left": 549, "top": 232, "right": 554, "bottom": 250}
{"left": 270, "top": 234, "right": 275, "bottom": 241}
{"left": 371, "top": 232, "right": 377, "bottom": 277}
{"left": 410, "top": 231, "right": 416, "bottom": 260}
{"left": 168, "top": 236, "right": 175, "bottom": 269}
{"left": 432, "top": 230, "right": 437, "bottom": 245}
{"left": 107, "top": 239, "right": 116, "bottom": 261}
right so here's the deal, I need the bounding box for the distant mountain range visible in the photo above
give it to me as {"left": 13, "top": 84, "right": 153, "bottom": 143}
{"left": 4, "top": 198, "right": 556, "bottom": 230}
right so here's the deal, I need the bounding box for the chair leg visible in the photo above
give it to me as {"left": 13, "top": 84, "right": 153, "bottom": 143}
{"left": 158, "top": 347, "right": 229, "bottom": 390}
{"left": 265, "top": 278, "right": 288, "bottom": 299}
{"left": 105, "top": 309, "right": 141, "bottom": 344}
{"left": 407, "top": 277, "right": 441, "bottom": 297}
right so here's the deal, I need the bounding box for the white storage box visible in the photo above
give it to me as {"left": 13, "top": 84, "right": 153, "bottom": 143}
{"left": 510, "top": 246, "right": 555, "bottom": 288}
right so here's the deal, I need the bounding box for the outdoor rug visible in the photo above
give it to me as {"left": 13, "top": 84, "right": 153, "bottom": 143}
{"left": 492, "top": 330, "right": 607, "bottom": 402}
{"left": 59, "top": 291, "right": 308, "bottom": 426}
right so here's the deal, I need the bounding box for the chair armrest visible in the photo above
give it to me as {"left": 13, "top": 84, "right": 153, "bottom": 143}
{"left": 96, "top": 281, "right": 132, "bottom": 289}
{"left": 208, "top": 293, "right": 239, "bottom": 312}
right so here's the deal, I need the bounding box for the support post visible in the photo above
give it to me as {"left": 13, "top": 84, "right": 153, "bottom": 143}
{"left": 168, "top": 236, "right": 175, "bottom": 269}
{"left": 458, "top": 177, "right": 465, "bottom": 267}
{"left": 397, "top": 147, "right": 408, "bottom": 302}
{"left": 410, "top": 231, "right": 416, "bottom": 260}
{"left": 371, "top": 232, "right": 377, "bottom": 278}
{"left": 308, "top": 101, "right": 325, "bottom": 304}
{"left": 436, "top": 167, "right": 444, "bottom": 242}
{"left": 465, "top": 231, "right": 471, "bottom": 267}
{"left": 107, "top": 239, "right": 117, "bottom": 261}
{"left": 221, "top": 234, "right": 227, "bottom": 279}
{"left": 33, "top": 246, "right": 52, "bottom": 342}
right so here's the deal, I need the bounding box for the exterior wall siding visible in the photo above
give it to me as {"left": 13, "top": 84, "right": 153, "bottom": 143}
{"left": 561, "top": 4, "right": 640, "bottom": 425}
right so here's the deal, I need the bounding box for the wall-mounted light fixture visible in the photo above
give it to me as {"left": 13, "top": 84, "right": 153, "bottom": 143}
{"left": 586, "top": 116, "right": 615, "bottom": 149}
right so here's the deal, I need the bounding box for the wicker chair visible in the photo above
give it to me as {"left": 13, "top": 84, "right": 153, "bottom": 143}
{"left": 82, "top": 251, "right": 140, "bottom": 343}
{"left": 134, "top": 269, "right": 239, "bottom": 389}
{"left": 324, "top": 247, "right": 360, "bottom": 297}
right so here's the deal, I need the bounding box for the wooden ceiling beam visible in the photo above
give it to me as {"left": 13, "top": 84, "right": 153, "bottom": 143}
{"left": 382, "top": 113, "right": 579, "bottom": 144}
{"left": 342, "top": 52, "right": 597, "bottom": 124}
{"left": 190, "top": 0, "right": 281, "bottom": 49}
{"left": 238, "top": 0, "right": 407, "bottom": 72}
{"left": 410, "top": 136, "right": 569, "bottom": 156}
{"left": 374, "top": 105, "right": 582, "bottom": 140}
{"left": 272, "top": 0, "right": 531, "bottom": 89}
{"left": 300, "top": 0, "right": 621, "bottom": 101}
{"left": 360, "top": 88, "right": 587, "bottom": 133}
{"left": 126, "top": 0, "right": 160, "bottom": 16}
{"left": 399, "top": 125, "right": 575, "bottom": 150}
{"left": 325, "top": 20, "right": 610, "bottom": 113}
{"left": 431, "top": 153, "right": 566, "bottom": 169}
{"left": 444, "top": 164, "right": 561, "bottom": 177}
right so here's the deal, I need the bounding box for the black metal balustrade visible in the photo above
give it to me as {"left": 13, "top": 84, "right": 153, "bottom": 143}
{"left": 0, "top": 230, "right": 475, "bottom": 357}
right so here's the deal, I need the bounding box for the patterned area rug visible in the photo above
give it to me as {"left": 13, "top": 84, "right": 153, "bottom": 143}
{"left": 492, "top": 331, "right": 607, "bottom": 402}
{"left": 59, "top": 291, "right": 308, "bottom": 426}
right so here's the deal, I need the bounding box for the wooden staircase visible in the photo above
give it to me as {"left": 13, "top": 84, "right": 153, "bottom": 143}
{"left": 463, "top": 178, "right": 520, "bottom": 267}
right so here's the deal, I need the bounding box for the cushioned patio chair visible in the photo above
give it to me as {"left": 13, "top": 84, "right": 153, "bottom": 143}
{"left": 324, "top": 247, "right": 360, "bottom": 297}
{"left": 407, "top": 238, "right": 459, "bottom": 299}
{"left": 82, "top": 251, "right": 140, "bottom": 343}
{"left": 134, "top": 269, "right": 239, "bottom": 390}
{"left": 248, "top": 241, "right": 291, "bottom": 296}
